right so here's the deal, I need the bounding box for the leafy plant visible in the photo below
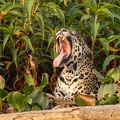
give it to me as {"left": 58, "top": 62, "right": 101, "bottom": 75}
{"left": 96, "top": 68, "right": 120, "bottom": 105}
{"left": 0, "top": 73, "right": 49, "bottom": 112}
{"left": 0, "top": 0, "right": 120, "bottom": 112}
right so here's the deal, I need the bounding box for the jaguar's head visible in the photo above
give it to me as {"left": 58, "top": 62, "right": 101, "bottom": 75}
{"left": 53, "top": 28, "right": 90, "bottom": 67}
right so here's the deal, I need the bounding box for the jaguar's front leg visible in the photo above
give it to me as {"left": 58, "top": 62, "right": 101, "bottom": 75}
{"left": 47, "top": 93, "right": 76, "bottom": 109}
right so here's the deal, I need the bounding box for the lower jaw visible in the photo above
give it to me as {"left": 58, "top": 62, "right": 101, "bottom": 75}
{"left": 60, "top": 54, "right": 71, "bottom": 66}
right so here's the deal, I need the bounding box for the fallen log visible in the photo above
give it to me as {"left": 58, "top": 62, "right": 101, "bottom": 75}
{"left": 0, "top": 104, "right": 120, "bottom": 120}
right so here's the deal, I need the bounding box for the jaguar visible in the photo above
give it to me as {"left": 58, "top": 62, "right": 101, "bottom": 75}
{"left": 53, "top": 28, "right": 100, "bottom": 104}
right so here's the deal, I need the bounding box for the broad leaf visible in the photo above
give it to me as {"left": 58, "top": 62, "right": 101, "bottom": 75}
{"left": 0, "top": 75, "right": 5, "bottom": 89}
{"left": 75, "top": 94, "right": 88, "bottom": 106}
{"left": 30, "top": 88, "right": 49, "bottom": 109}
{"left": 105, "top": 94, "right": 118, "bottom": 104}
{"left": 106, "top": 68, "right": 120, "bottom": 82}
{"left": 7, "top": 91, "right": 27, "bottom": 111}
{"left": 96, "top": 99, "right": 108, "bottom": 105}
{"left": 25, "top": 73, "right": 34, "bottom": 86}
{"left": 23, "top": 86, "right": 34, "bottom": 95}
{"left": 0, "top": 89, "right": 8, "bottom": 110}
{"left": 0, "top": 89, "right": 8, "bottom": 99}
{"left": 98, "top": 84, "right": 117, "bottom": 98}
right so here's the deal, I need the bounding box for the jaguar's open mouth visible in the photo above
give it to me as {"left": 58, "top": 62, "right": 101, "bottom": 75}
{"left": 53, "top": 35, "right": 71, "bottom": 67}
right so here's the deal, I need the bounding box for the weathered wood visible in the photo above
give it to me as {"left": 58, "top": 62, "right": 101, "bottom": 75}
{"left": 0, "top": 105, "right": 120, "bottom": 120}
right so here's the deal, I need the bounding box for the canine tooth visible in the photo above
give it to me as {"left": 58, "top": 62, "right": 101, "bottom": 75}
{"left": 62, "top": 36, "right": 65, "bottom": 40}
{"left": 56, "top": 35, "right": 63, "bottom": 39}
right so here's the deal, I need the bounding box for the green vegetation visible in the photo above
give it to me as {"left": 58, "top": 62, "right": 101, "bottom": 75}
{"left": 0, "top": 0, "right": 120, "bottom": 112}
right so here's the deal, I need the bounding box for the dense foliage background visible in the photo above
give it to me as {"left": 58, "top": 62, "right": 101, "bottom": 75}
{"left": 0, "top": 0, "right": 120, "bottom": 112}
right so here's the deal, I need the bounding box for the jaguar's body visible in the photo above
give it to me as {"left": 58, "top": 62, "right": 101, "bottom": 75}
{"left": 53, "top": 28, "right": 100, "bottom": 103}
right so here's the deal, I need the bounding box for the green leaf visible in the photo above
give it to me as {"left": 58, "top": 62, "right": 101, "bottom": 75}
{"left": 80, "top": 14, "right": 92, "bottom": 24}
{"left": 99, "top": 38, "right": 109, "bottom": 56}
{"left": 0, "top": 2, "right": 22, "bottom": 13}
{"left": 36, "top": 14, "right": 45, "bottom": 40}
{"left": 0, "top": 2, "right": 11, "bottom": 12}
{"left": 96, "top": 99, "right": 108, "bottom": 105}
{"left": 9, "top": 48, "right": 18, "bottom": 67}
{"left": 7, "top": 91, "right": 27, "bottom": 111}
{"left": 90, "top": 22, "right": 100, "bottom": 41}
{"left": 39, "top": 59, "right": 52, "bottom": 64}
{"left": 0, "top": 89, "right": 8, "bottom": 99}
{"left": 103, "top": 55, "right": 120, "bottom": 70}
{"left": 112, "top": 13, "right": 120, "bottom": 21}
{"left": 23, "top": 86, "right": 34, "bottom": 95}
{"left": 12, "top": 49, "right": 17, "bottom": 67}
{"left": 68, "top": 10, "right": 82, "bottom": 26}
{"left": 0, "top": 75, "right": 5, "bottom": 89}
{"left": 40, "top": 73, "right": 49, "bottom": 91}
{"left": 114, "top": 39, "right": 120, "bottom": 48}
{"left": 106, "top": 68, "right": 120, "bottom": 82}
{"left": 8, "top": 10, "right": 23, "bottom": 17}
{"left": 93, "top": 69, "right": 104, "bottom": 79}
{"left": 50, "top": 51, "right": 57, "bottom": 60}
{"left": 75, "top": 3, "right": 97, "bottom": 14}
{"left": 118, "top": 65, "right": 120, "bottom": 71}
{"left": 24, "top": 0, "right": 34, "bottom": 23}
{"left": 98, "top": 84, "right": 117, "bottom": 98}
{"left": 30, "top": 88, "right": 49, "bottom": 109}
{"left": 0, "top": 44, "right": 2, "bottom": 57}
{"left": 0, "top": 25, "right": 10, "bottom": 34}
{"left": 105, "top": 94, "right": 118, "bottom": 104}
{"left": 0, "top": 89, "right": 8, "bottom": 110}
{"left": 31, "top": 105, "right": 41, "bottom": 111}
{"left": 101, "top": 76, "right": 114, "bottom": 85}
{"left": 106, "top": 35, "right": 120, "bottom": 43}
{"left": 97, "top": 8, "right": 114, "bottom": 23}
{"left": 54, "top": 8, "right": 65, "bottom": 27}
{"left": 46, "top": 36, "right": 54, "bottom": 51}
{"left": 21, "top": 35, "right": 34, "bottom": 53}
{"left": 75, "top": 94, "right": 88, "bottom": 106}
{"left": 3, "top": 33, "right": 10, "bottom": 50}
{"left": 25, "top": 73, "right": 34, "bottom": 86}
{"left": 101, "top": 3, "right": 120, "bottom": 9}
{"left": 45, "top": 2, "right": 65, "bottom": 27}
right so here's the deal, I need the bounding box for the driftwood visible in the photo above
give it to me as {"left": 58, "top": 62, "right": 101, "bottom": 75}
{"left": 1, "top": 104, "right": 120, "bottom": 120}
{"left": 47, "top": 93, "right": 96, "bottom": 106}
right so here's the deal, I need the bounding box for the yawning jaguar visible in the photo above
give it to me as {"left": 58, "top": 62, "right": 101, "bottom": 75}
{"left": 53, "top": 28, "right": 100, "bottom": 105}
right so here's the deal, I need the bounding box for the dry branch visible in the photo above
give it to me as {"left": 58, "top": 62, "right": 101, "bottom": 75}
{"left": 1, "top": 105, "right": 120, "bottom": 120}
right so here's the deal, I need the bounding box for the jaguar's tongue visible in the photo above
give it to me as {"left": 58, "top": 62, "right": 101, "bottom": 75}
{"left": 53, "top": 51, "right": 67, "bottom": 67}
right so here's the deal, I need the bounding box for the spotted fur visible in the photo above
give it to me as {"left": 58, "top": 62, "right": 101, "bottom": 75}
{"left": 53, "top": 28, "right": 100, "bottom": 103}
